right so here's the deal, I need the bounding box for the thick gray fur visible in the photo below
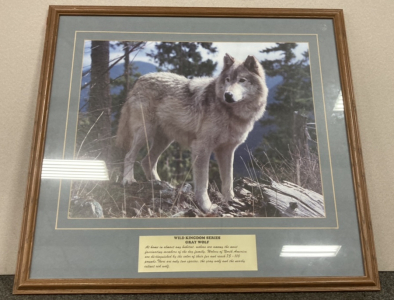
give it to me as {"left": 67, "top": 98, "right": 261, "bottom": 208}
{"left": 116, "top": 54, "right": 268, "bottom": 212}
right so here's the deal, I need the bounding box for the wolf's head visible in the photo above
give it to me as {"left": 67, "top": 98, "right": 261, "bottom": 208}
{"left": 216, "top": 53, "right": 267, "bottom": 107}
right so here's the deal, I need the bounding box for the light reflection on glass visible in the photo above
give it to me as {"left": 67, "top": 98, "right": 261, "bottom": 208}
{"left": 333, "top": 91, "right": 344, "bottom": 112}
{"left": 41, "top": 159, "right": 109, "bottom": 180}
{"left": 280, "top": 245, "right": 341, "bottom": 257}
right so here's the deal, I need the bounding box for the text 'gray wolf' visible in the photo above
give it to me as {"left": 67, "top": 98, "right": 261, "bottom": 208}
{"left": 116, "top": 53, "right": 268, "bottom": 213}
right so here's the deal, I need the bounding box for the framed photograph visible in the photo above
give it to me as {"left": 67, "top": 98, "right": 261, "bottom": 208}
{"left": 14, "top": 6, "right": 379, "bottom": 294}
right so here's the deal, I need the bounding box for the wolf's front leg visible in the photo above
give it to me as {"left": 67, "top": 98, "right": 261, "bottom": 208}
{"left": 191, "top": 145, "right": 215, "bottom": 213}
{"left": 215, "top": 145, "right": 237, "bottom": 201}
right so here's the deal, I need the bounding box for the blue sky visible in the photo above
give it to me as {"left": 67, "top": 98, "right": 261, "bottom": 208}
{"left": 83, "top": 41, "right": 309, "bottom": 76}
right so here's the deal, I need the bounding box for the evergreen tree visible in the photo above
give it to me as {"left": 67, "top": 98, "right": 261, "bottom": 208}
{"left": 147, "top": 42, "right": 217, "bottom": 78}
{"left": 254, "top": 43, "right": 320, "bottom": 191}
{"left": 88, "top": 41, "right": 112, "bottom": 164}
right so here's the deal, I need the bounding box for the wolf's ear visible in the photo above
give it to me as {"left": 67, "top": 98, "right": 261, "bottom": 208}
{"left": 223, "top": 53, "right": 235, "bottom": 70}
{"left": 244, "top": 55, "right": 264, "bottom": 77}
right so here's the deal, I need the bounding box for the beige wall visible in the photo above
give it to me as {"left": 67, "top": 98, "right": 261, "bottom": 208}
{"left": 1, "top": 0, "right": 393, "bottom": 274}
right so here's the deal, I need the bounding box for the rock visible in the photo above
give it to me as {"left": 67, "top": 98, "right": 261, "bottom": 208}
{"left": 263, "top": 181, "right": 325, "bottom": 217}
{"left": 171, "top": 209, "right": 200, "bottom": 218}
{"left": 112, "top": 177, "right": 323, "bottom": 219}
{"left": 234, "top": 187, "right": 251, "bottom": 198}
{"left": 171, "top": 210, "right": 187, "bottom": 217}
{"left": 180, "top": 183, "right": 193, "bottom": 193}
{"left": 69, "top": 198, "right": 103, "bottom": 218}
{"left": 229, "top": 198, "right": 247, "bottom": 208}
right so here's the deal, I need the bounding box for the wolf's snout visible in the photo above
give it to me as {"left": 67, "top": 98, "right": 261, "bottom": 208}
{"left": 224, "top": 92, "right": 235, "bottom": 103}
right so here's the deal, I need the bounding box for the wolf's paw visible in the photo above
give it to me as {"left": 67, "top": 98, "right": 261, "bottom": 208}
{"left": 199, "top": 201, "right": 219, "bottom": 214}
{"left": 207, "top": 203, "right": 219, "bottom": 213}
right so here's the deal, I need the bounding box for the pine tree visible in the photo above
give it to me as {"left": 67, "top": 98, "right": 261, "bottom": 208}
{"left": 88, "top": 41, "right": 112, "bottom": 164}
{"left": 147, "top": 42, "right": 217, "bottom": 78}
{"left": 254, "top": 43, "right": 320, "bottom": 191}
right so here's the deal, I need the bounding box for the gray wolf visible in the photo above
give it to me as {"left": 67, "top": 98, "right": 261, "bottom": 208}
{"left": 116, "top": 54, "right": 268, "bottom": 212}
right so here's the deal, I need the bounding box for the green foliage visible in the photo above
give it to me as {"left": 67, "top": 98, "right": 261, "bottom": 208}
{"left": 257, "top": 43, "right": 313, "bottom": 157}
{"left": 253, "top": 43, "right": 320, "bottom": 191}
{"left": 147, "top": 42, "right": 218, "bottom": 78}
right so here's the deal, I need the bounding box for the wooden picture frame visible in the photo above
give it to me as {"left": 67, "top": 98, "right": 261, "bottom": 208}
{"left": 13, "top": 6, "right": 380, "bottom": 294}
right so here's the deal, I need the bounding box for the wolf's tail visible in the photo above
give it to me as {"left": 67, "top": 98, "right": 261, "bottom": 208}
{"left": 116, "top": 103, "right": 132, "bottom": 150}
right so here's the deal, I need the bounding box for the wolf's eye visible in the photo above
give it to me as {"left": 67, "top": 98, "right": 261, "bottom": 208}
{"left": 239, "top": 78, "right": 246, "bottom": 83}
{"left": 225, "top": 77, "right": 230, "bottom": 82}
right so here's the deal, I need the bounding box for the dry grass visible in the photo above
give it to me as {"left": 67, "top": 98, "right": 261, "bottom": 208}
{"left": 247, "top": 146, "right": 322, "bottom": 194}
